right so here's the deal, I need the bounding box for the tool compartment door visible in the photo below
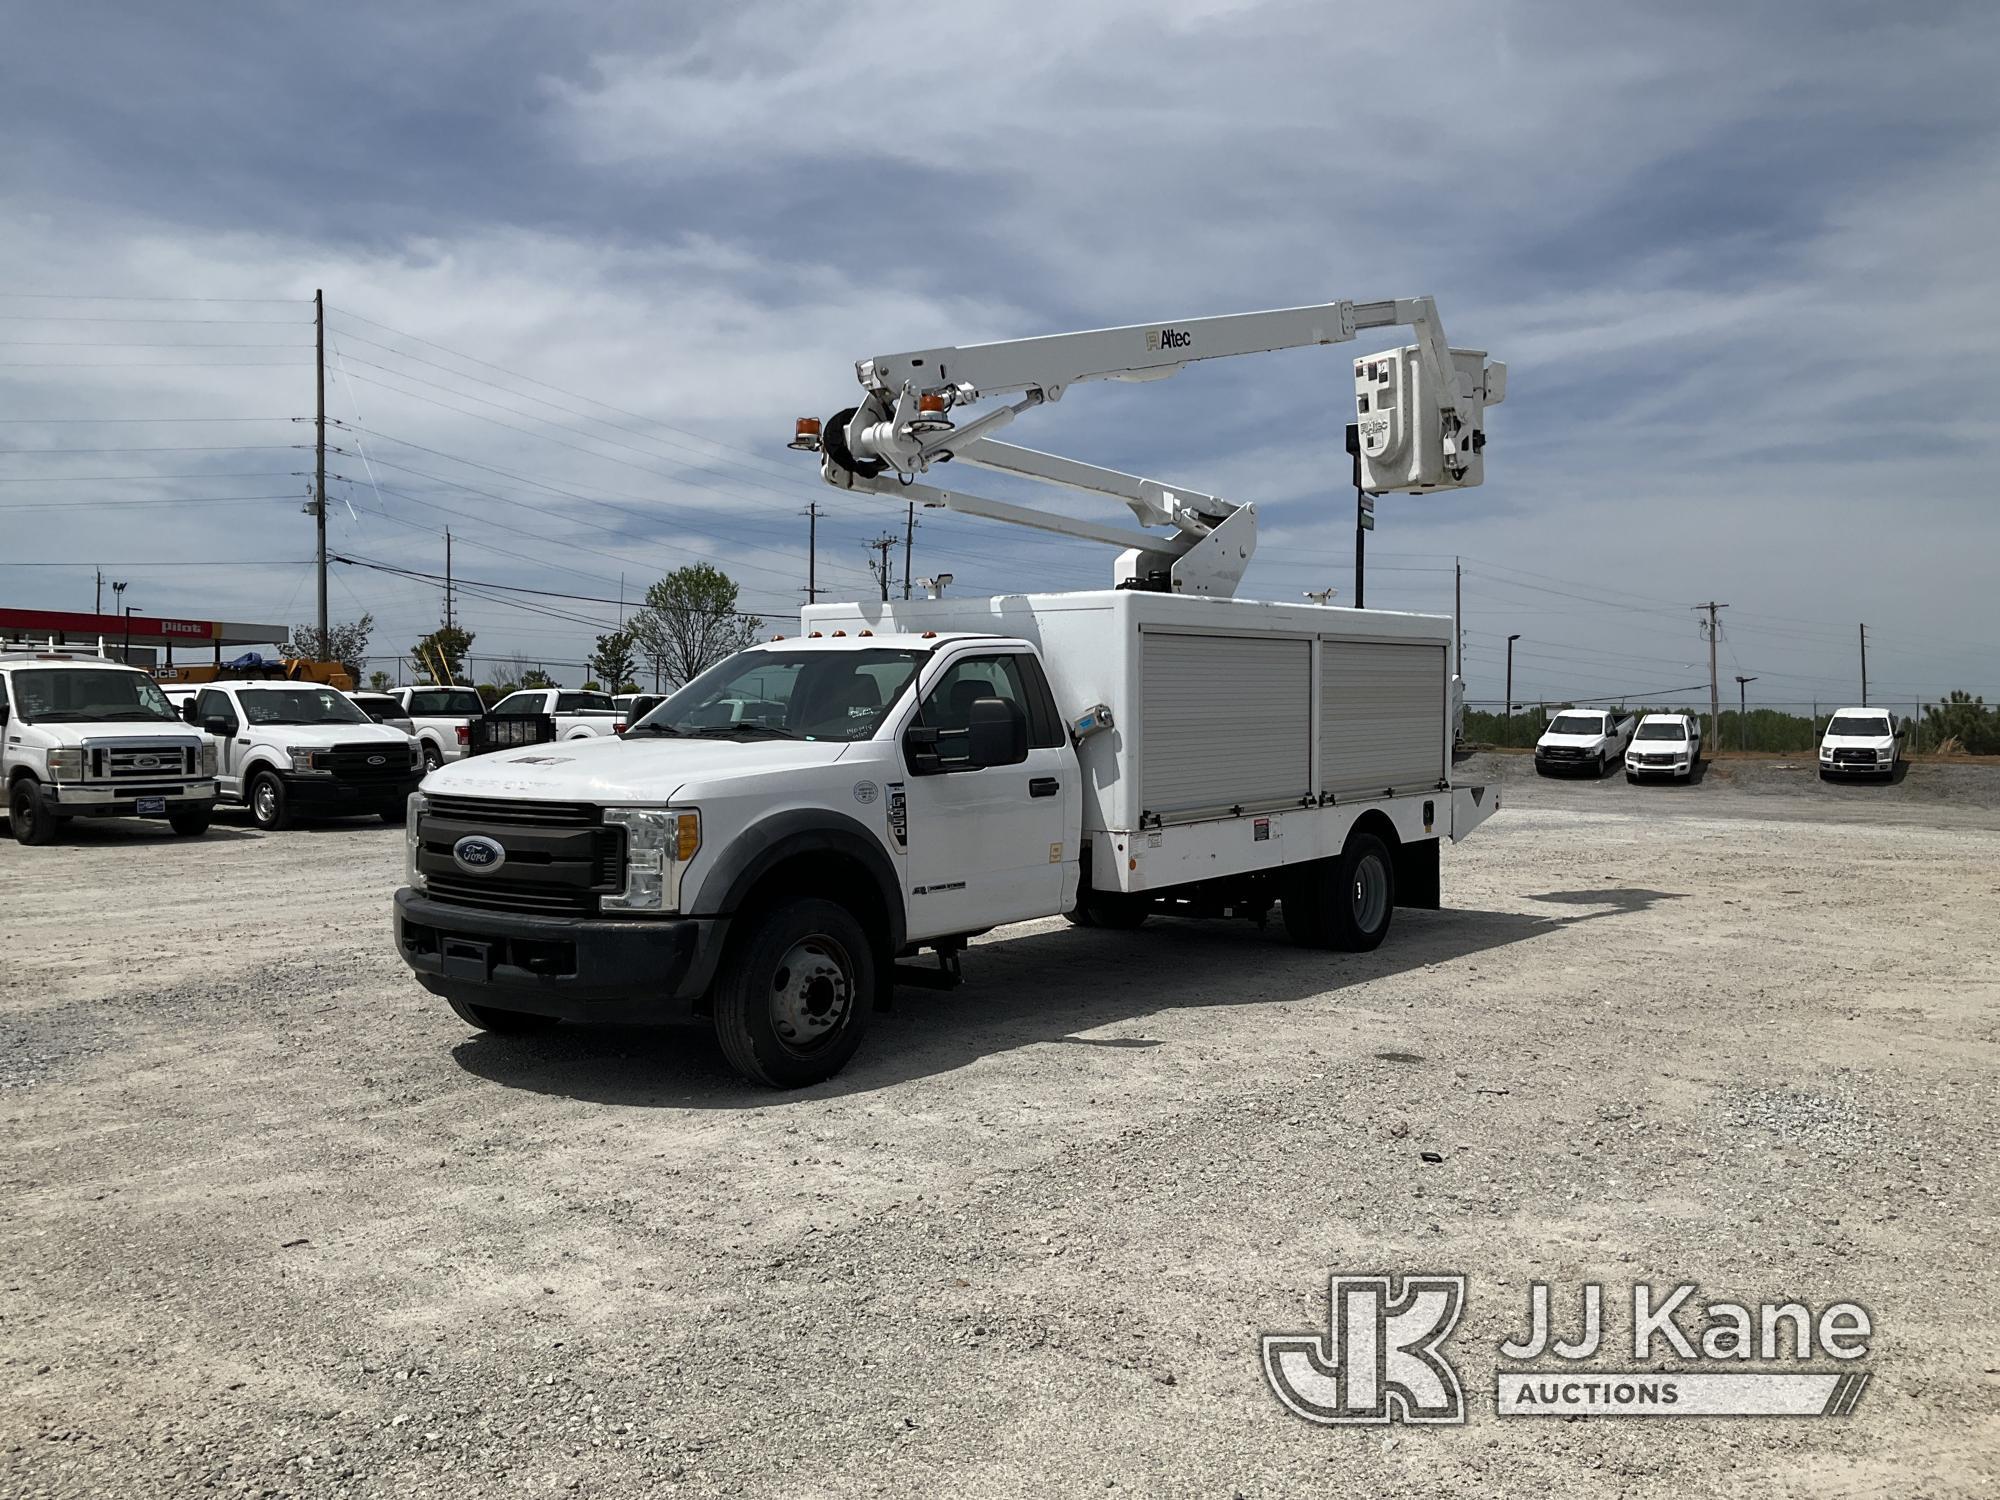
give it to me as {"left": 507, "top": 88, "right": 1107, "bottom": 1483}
{"left": 1319, "top": 641, "right": 1447, "bottom": 799}
{"left": 1138, "top": 631, "right": 1311, "bottom": 822}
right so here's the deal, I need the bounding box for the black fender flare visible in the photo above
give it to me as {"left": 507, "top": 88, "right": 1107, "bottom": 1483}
{"left": 692, "top": 809, "right": 906, "bottom": 955}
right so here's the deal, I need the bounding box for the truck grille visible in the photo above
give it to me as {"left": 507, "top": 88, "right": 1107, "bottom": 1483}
{"left": 312, "top": 742, "right": 412, "bottom": 781}
{"left": 1633, "top": 753, "right": 1679, "bottom": 766}
{"left": 87, "top": 743, "right": 197, "bottom": 780}
{"left": 1539, "top": 746, "right": 1586, "bottom": 761}
{"left": 1830, "top": 748, "right": 1877, "bottom": 766}
{"left": 417, "top": 800, "right": 621, "bottom": 918}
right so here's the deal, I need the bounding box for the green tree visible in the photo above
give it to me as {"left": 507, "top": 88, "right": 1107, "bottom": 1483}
{"left": 1920, "top": 691, "right": 1997, "bottom": 755}
{"left": 519, "top": 666, "right": 557, "bottom": 690}
{"left": 629, "top": 564, "right": 761, "bottom": 690}
{"left": 591, "top": 628, "right": 638, "bottom": 691}
{"left": 282, "top": 615, "right": 374, "bottom": 680}
{"left": 367, "top": 670, "right": 393, "bottom": 692}
{"left": 410, "top": 623, "right": 475, "bottom": 683}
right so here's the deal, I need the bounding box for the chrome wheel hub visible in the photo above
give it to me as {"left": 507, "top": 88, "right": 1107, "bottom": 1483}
{"left": 770, "top": 936, "right": 854, "bottom": 1055}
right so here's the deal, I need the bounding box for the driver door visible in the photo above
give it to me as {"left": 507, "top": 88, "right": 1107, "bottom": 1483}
{"left": 194, "top": 688, "right": 242, "bottom": 795}
{"left": 896, "top": 648, "right": 1074, "bottom": 942}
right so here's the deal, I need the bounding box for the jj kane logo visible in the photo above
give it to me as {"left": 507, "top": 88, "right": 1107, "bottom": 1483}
{"left": 1263, "top": 1274, "right": 1872, "bottom": 1424}
{"left": 1144, "top": 326, "right": 1194, "bottom": 353}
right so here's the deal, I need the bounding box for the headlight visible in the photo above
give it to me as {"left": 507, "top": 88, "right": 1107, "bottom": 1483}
{"left": 200, "top": 742, "right": 218, "bottom": 776}
{"left": 600, "top": 808, "right": 700, "bottom": 915}
{"left": 1819, "top": 747, "right": 1833, "bottom": 760}
{"left": 47, "top": 748, "right": 83, "bottom": 781}
{"left": 286, "top": 745, "right": 316, "bottom": 773}
{"left": 1877, "top": 748, "right": 1895, "bottom": 762}
{"left": 405, "top": 791, "right": 429, "bottom": 890}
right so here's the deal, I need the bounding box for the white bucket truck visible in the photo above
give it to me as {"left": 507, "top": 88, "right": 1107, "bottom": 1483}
{"left": 393, "top": 297, "right": 1505, "bottom": 1086}
{"left": 2, "top": 643, "right": 217, "bottom": 844}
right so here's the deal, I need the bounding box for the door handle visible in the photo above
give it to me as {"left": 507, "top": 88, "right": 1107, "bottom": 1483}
{"left": 1029, "top": 777, "right": 1060, "bottom": 798}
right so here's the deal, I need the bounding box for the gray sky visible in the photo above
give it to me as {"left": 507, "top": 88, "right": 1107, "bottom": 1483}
{"left": 2, "top": 1, "right": 1996, "bottom": 709}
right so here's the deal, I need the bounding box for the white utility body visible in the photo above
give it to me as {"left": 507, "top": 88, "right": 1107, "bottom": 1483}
{"left": 3, "top": 643, "right": 217, "bottom": 845}
{"left": 393, "top": 294, "right": 1504, "bottom": 1088}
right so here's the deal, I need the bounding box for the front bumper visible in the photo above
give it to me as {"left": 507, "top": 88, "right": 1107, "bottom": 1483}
{"left": 284, "top": 772, "right": 421, "bottom": 811}
{"left": 1535, "top": 748, "right": 1603, "bottom": 772}
{"left": 393, "top": 888, "right": 727, "bottom": 1020}
{"left": 1624, "top": 758, "right": 1692, "bottom": 777}
{"left": 1821, "top": 757, "right": 1893, "bottom": 775}
{"left": 41, "top": 779, "right": 217, "bottom": 818}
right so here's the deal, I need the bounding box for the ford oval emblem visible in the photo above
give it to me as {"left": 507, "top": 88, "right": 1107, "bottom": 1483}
{"left": 452, "top": 834, "right": 507, "bottom": 874}
{"left": 367, "top": 754, "right": 386, "bottom": 766}
{"left": 134, "top": 755, "right": 160, "bottom": 770}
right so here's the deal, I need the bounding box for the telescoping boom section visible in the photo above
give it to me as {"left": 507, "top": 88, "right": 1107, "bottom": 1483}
{"left": 790, "top": 297, "right": 1504, "bottom": 598}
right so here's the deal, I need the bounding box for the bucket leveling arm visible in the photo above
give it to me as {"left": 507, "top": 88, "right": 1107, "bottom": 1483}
{"left": 791, "top": 297, "right": 1502, "bottom": 599}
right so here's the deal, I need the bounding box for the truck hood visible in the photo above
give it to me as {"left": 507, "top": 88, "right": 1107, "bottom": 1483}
{"left": 258, "top": 723, "right": 412, "bottom": 749}
{"left": 23, "top": 721, "right": 203, "bottom": 748}
{"left": 1538, "top": 730, "right": 1609, "bottom": 747}
{"left": 421, "top": 733, "right": 853, "bottom": 803}
{"left": 1821, "top": 735, "right": 1896, "bottom": 751}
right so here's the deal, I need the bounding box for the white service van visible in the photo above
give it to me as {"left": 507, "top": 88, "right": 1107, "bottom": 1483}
{"left": 393, "top": 591, "right": 1497, "bottom": 1087}
{"left": 2, "top": 646, "right": 217, "bottom": 844}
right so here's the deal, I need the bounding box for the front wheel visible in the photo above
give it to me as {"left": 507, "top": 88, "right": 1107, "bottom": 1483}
{"left": 168, "top": 807, "right": 212, "bottom": 836}
{"left": 249, "top": 770, "right": 293, "bottom": 830}
{"left": 712, "top": 897, "right": 874, "bottom": 1089}
{"left": 9, "top": 779, "right": 60, "bottom": 846}
{"left": 421, "top": 743, "right": 444, "bottom": 773}
{"left": 447, "top": 998, "right": 560, "bottom": 1034}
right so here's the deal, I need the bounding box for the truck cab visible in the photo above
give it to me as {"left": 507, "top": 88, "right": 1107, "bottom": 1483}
{"left": 2, "top": 647, "right": 218, "bottom": 844}
{"left": 1625, "top": 713, "right": 1703, "bottom": 782}
{"left": 392, "top": 684, "right": 486, "bottom": 771}
{"left": 486, "top": 688, "right": 623, "bottom": 739}
{"left": 182, "top": 680, "right": 420, "bottom": 829}
{"left": 1535, "top": 708, "right": 1637, "bottom": 777}
{"left": 1819, "top": 707, "right": 1901, "bottom": 781}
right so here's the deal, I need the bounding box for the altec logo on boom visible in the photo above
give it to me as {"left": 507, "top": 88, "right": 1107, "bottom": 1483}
{"left": 1263, "top": 1275, "right": 1873, "bottom": 1424}
{"left": 1144, "top": 327, "right": 1194, "bottom": 352}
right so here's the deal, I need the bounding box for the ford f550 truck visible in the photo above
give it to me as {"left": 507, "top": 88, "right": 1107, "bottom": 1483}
{"left": 392, "top": 294, "right": 1505, "bottom": 1086}
{"left": 3, "top": 644, "right": 217, "bottom": 844}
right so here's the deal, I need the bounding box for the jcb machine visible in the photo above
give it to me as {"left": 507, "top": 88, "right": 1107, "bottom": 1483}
{"left": 393, "top": 297, "right": 1505, "bottom": 1087}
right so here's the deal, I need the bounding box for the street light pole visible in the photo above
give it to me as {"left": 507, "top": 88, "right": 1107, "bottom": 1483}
{"left": 1734, "top": 674, "right": 1758, "bottom": 752}
{"left": 1506, "top": 633, "right": 1522, "bottom": 746}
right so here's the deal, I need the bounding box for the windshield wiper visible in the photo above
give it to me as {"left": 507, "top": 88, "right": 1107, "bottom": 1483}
{"left": 622, "top": 722, "right": 683, "bottom": 736}
{"left": 686, "top": 722, "right": 798, "bottom": 739}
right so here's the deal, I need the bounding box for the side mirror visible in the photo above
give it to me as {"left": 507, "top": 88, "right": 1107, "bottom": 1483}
{"left": 203, "top": 715, "right": 234, "bottom": 737}
{"left": 180, "top": 701, "right": 199, "bottom": 724}
{"left": 965, "top": 696, "right": 1028, "bottom": 768}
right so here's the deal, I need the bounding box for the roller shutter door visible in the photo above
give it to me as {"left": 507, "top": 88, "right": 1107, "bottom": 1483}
{"left": 1320, "top": 641, "right": 1445, "bottom": 798}
{"left": 1140, "top": 632, "right": 1311, "bottom": 817}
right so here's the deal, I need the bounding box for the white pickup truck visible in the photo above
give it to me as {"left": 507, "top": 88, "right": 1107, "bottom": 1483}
{"left": 392, "top": 685, "right": 487, "bottom": 772}
{"left": 1534, "top": 708, "right": 1637, "bottom": 777}
{"left": 1624, "top": 712, "right": 1703, "bottom": 782}
{"left": 1819, "top": 707, "right": 1902, "bottom": 781}
{"left": 2, "top": 646, "right": 217, "bottom": 844}
{"left": 393, "top": 591, "right": 1499, "bottom": 1087}
{"left": 485, "top": 688, "right": 624, "bottom": 739}
{"left": 177, "top": 680, "right": 421, "bottom": 829}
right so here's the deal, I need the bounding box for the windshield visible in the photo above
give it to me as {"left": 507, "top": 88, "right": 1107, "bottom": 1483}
{"left": 352, "top": 697, "right": 405, "bottom": 722}
{"left": 1635, "top": 721, "right": 1689, "bottom": 742}
{"left": 406, "top": 688, "right": 482, "bottom": 717}
{"left": 10, "top": 668, "right": 179, "bottom": 725}
{"left": 238, "top": 687, "right": 370, "bottom": 726}
{"left": 632, "top": 648, "right": 923, "bottom": 742}
{"left": 1827, "top": 715, "right": 1891, "bottom": 737}
{"left": 1548, "top": 714, "right": 1606, "bottom": 735}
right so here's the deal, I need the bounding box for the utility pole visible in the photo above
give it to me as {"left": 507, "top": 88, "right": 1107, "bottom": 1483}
{"left": 95, "top": 569, "right": 103, "bottom": 614}
{"left": 1454, "top": 557, "right": 1463, "bottom": 681}
{"left": 802, "top": 503, "right": 821, "bottom": 602}
{"left": 1693, "top": 602, "right": 1728, "bottom": 748}
{"left": 903, "top": 502, "right": 916, "bottom": 601}
{"left": 1858, "top": 623, "right": 1868, "bottom": 706}
{"left": 314, "top": 289, "right": 328, "bottom": 651}
{"left": 444, "top": 529, "right": 454, "bottom": 632}
{"left": 1505, "top": 633, "right": 1521, "bottom": 745}
{"left": 1735, "top": 675, "right": 1757, "bottom": 752}
{"left": 866, "top": 534, "right": 898, "bottom": 602}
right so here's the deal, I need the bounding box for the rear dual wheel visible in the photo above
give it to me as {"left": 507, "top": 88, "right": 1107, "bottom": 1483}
{"left": 1283, "top": 831, "right": 1395, "bottom": 952}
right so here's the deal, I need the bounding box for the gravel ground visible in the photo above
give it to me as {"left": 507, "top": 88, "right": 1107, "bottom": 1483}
{"left": 2, "top": 765, "right": 1996, "bottom": 1499}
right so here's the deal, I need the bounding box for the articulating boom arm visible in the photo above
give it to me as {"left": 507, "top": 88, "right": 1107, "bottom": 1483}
{"left": 790, "top": 296, "right": 1502, "bottom": 598}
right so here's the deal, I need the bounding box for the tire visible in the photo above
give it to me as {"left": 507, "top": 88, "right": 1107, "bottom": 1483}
{"left": 1596, "top": 753, "right": 1609, "bottom": 778}
{"left": 711, "top": 897, "right": 874, "bottom": 1089}
{"left": 1626, "top": 773, "right": 1638, "bottom": 784}
{"left": 248, "top": 770, "right": 293, "bottom": 830}
{"left": 1533, "top": 763, "right": 1550, "bottom": 778}
{"left": 1065, "top": 892, "right": 1149, "bottom": 930}
{"left": 168, "top": 808, "right": 212, "bottom": 836}
{"left": 378, "top": 806, "right": 406, "bottom": 825}
{"left": 421, "top": 742, "right": 443, "bottom": 773}
{"left": 1283, "top": 832, "right": 1396, "bottom": 952}
{"left": 9, "top": 778, "right": 60, "bottom": 846}
{"left": 446, "top": 998, "right": 560, "bottom": 1034}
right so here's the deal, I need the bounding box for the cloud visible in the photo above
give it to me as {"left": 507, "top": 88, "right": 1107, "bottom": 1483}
{"left": 1, "top": 1, "right": 1996, "bottom": 701}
